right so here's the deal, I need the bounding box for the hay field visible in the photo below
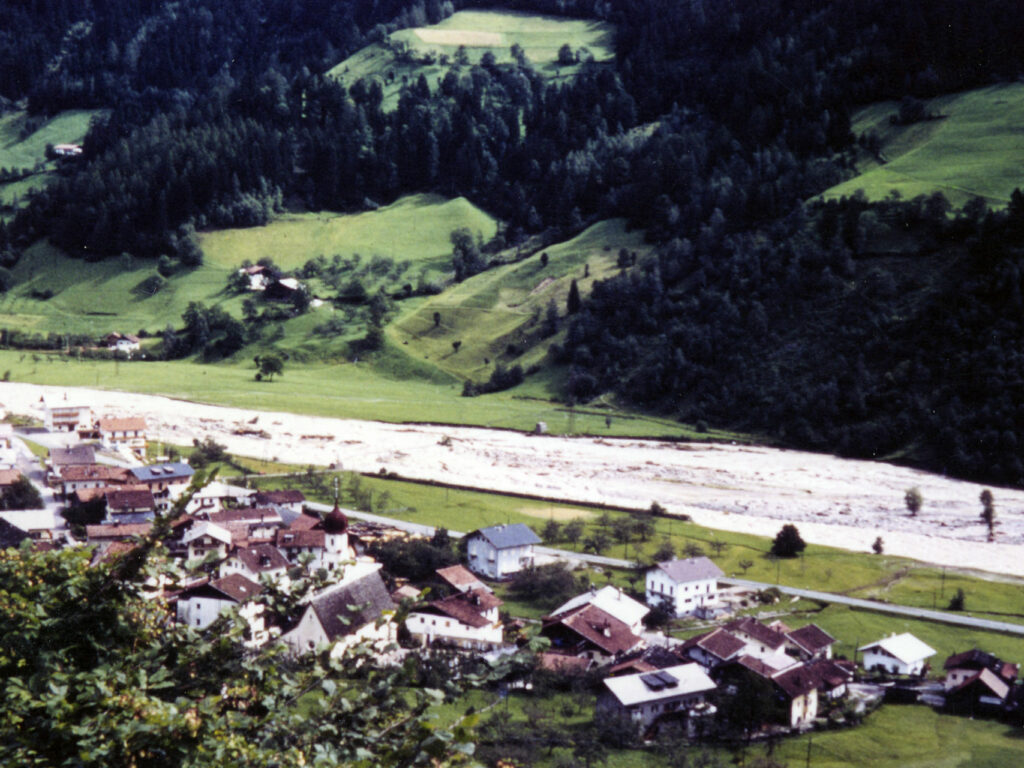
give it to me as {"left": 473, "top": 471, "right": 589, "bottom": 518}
{"left": 821, "top": 83, "right": 1024, "bottom": 207}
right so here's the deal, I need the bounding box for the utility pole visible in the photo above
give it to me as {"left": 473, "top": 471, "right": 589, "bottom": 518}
{"left": 806, "top": 733, "right": 813, "bottom": 768}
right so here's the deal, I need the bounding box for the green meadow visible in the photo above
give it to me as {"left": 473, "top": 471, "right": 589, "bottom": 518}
{"left": 328, "top": 9, "right": 614, "bottom": 109}
{"left": 389, "top": 218, "right": 649, "bottom": 381}
{"left": 822, "top": 83, "right": 1024, "bottom": 207}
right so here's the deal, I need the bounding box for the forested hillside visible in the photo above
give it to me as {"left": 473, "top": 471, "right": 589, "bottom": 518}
{"left": 1, "top": 0, "right": 1023, "bottom": 485}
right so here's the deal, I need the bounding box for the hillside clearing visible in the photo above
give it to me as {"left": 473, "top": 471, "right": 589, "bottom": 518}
{"left": 821, "top": 83, "right": 1024, "bottom": 207}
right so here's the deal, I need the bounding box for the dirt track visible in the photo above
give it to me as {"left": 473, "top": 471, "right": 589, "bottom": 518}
{"left": 4, "top": 382, "right": 1023, "bottom": 577}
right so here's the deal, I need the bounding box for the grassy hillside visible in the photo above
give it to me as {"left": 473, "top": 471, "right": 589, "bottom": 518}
{"left": 327, "top": 10, "right": 614, "bottom": 109}
{"left": 0, "top": 194, "right": 497, "bottom": 338}
{"left": 388, "top": 219, "right": 648, "bottom": 383}
{"left": 822, "top": 83, "right": 1024, "bottom": 207}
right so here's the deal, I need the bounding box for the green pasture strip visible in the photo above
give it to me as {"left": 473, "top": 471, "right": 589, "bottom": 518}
{"left": 822, "top": 83, "right": 1024, "bottom": 208}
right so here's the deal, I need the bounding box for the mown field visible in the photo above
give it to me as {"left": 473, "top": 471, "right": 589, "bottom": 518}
{"left": 389, "top": 218, "right": 649, "bottom": 381}
{"left": 327, "top": 9, "right": 614, "bottom": 109}
{"left": 822, "top": 83, "right": 1024, "bottom": 207}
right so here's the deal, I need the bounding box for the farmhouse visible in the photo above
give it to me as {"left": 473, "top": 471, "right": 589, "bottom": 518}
{"left": 943, "top": 649, "right": 1019, "bottom": 691}
{"left": 59, "top": 464, "right": 132, "bottom": 497}
{"left": 945, "top": 668, "right": 1013, "bottom": 715}
{"left": 598, "top": 663, "right": 717, "bottom": 733}
{"left": 680, "top": 627, "right": 747, "bottom": 670}
{"left": 548, "top": 585, "right": 650, "bottom": 635}
{"left": 406, "top": 588, "right": 505, "bottom": 650}
{"left": 859, "top": 633, "right": 936, "bottom": 676}
{"left": 540, "top": 602, "right": 644, "bottom": 665}
{"left": 465, "top": 523, "right": 540, "bottom": 579}
{"left": 104, "top": 333, "right": 141, "bottom": 354}
{"left": 645, "top": 556, "right": 723, "bottom": 617}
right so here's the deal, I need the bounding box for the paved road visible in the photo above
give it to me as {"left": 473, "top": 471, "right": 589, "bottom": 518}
{"left": 308, "top": 502, "right": 1024, "bottom": 636}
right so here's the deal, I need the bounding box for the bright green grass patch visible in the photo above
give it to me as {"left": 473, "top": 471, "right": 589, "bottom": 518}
{"left": 328, "top": 9, "right": 614, "bottom": 109}
{"left": 777, "top": 700, "right": 1023, "bottom": 768}
{"left": 0, "top": 349, "right": 692, "bottom": 436}
{"left": 822, "top": 83, "right": 1024, "bottom": 207}
{"left": 389, "top": 218, "right": 648, "bottom": 382}
{"left": 0, "top": 110, "right": 97, "bottom": 172}
{"left": 200, "top": 194, "right": 497, "bottom": 272}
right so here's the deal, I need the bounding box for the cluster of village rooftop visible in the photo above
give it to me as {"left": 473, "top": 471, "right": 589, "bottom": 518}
{"left": 0, "top": 399, "right": 1019, "bottom": 742}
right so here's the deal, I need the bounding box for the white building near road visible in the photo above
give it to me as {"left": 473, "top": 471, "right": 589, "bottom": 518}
{"left": 548, "top": 585, "right": 650, "bottom": 635}
{"left": 645, "top": 556, "right": 723, "bottom": 617}
{"left": 598, "top": 663, "right": 717, "bottom": 731}
{"left": 465, "top": 523, "right": 541, "bottom": 579}
{"left": 859, "top": 632, "right": 936, "bottom": 676}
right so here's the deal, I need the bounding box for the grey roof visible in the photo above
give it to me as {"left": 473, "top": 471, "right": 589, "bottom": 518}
{"left": 50, "top": 444, "right": 96, "bottom": 466}
{"left": 130, "top": 463, "right": 195, "bottom": 483}
{"left": 470, "top": 523, "right": 541, "bottom": 550}
{"left": 653, "top": 556, "right": 723, "bottom": 584}
{"left": 311, "top": 570, "right": 395, "bottom": 641}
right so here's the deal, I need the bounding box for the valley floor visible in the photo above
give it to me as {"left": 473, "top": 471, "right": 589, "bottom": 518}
{"left": 3, "top": 382, "right": 1023, "bottom": 577}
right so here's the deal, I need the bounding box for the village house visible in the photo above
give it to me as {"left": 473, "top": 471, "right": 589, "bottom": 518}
{"left": 945, "top": 668, "right": 1013, "bottom": 716}
{"left": 183, "top": 521, "right": 233, "bottom": 562}
{"left": 274, "top": 505, "right": 355, "bottom": 573}
{"left": 943, "top": 649, "right": 1019, "bottom": 691}
{"left": 435, "top": 563, "right": 492, "bottom": 594}
{"left": 405, "top": 588, "right": 505, "bottom": 650}
{"left": 724, "top": 617, "right": 789, "bottom": 658}
{"left": 175, "top": 573, "right": 268, "bottom": 647}
{"left": 680, "top": 627, "right": 748, "bottom": 670}
{"left": 129, "top": 463, "right": 195, "bottom": 511}
{"left": 104, "top": 488, "right": 158, "bottom": 524}
{"left": 773, "top": 621, "right": 836, "bottom": 661}
{"left": 251, "top": 489, "right": 306, "bottom": 514}
{"left": 0, "top": 516, "right": 30, "bottom": 549}
{"left": 548, "top": 585, "right": 650, "bottom": 636}
{"left": 219, "top": 543, "right": 291, "bottom": 584}
{"left": 58, "top": 464, "right": 132, "bottom": 498}
{"left": 239, "top": 264, "right": 270, "bottom": 291}
{"left": 598, "top": 663, "right": 717, "bottom": 734}
{"left": 465, "top": 523, "right": 541, "bottom": 579}
{"left": 97, "top": 417, "right": 147, "bottom": 459}
{"left": 202, "top": 507, "right": 283, "bottom": 541}
{"left": 49, "top": 443, "right": 96, "bottom": 471}
{"left": 43, "top": 401, "right": 92, "bottom": 433}
{"left": 645, "top": 556, "right": 723, "bottom": 617}
{"left": 185, "top": 480, "right": 253, "bottom": 515}
{"left": 540, "top": 602, "right": 644, "bottom": 665}
{"left": 281, "top": 562, "right": 396, "bottom": 657}
{"left": 859, "top": 632, "right": 936, "bottom": 676}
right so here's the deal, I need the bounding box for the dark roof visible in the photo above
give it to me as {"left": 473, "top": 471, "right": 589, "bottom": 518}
{"left": 310, "top": 570, "right": 395, "bottom": 641}
{"left": 0, "top": 517, "right": 29, "bottom": 549}
{"left": 805, "top": 659, "right": 855, "bottom": 691}
{"left": 470, "top": 523, "right": 541, "bottom": 550}
{"left": 773, "top": 664, "right": 819, "bottom": 698}
{"left": 276, "top": 528, "right": 325, "bottom": 549}
{"left": 732, "top": 654, "right": 779, "bottom": 680}
{"left": 944, "top": 648, "right": 999, "bottom": 671}
{"left": 654, "top": 556, "right": 723, "bottom": 583}
{"left": 948, "top": 668, "right": 1011, "bottom": 701}
{"left": 229, "top": 543, "right": 290, "bottom": 573}
{"left": 50, "top": 444, "right": 96, "bottom": 466}
{"left": 608, "top": 645, "right": 688, "bottom": 676}
{"left": 543, "top": 603, "right": 642, "bottom": 656}
{"left": 725, "top": 617, "right": 787, "bottom": 650}
{"left": 786, "top": 624, "right": 835, "bottom": 654}
{"left": 106, "top": 489, "right": 156, "bottom": 511}
{"left": 130, "top": 463, "right": 194, "bottom": 483}
{"left": 209, "top": 574, "right": 264, "bottom": 602}
{"left": 321, "top": 505, "right": 348, "bottom": 534}
{"left": 422, "top": 588, "right": 503, "bottom": 628}
{"left": 289, "top": 512, "right": 322, "bottom": 531}
{"left": 682, "top": 628, "right": 746, "bottom": 661}
{"left": 253, "top": 489, "right": 306, "bottom": 506}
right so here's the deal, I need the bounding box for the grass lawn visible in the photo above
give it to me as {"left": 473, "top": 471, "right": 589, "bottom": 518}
{"left": 821, "top": 83, "right": 1024, "bottom": 208}
{"left": 389, "top": 218, "right": 650, "bottom": 382}
{"left": 0, "top": 110, "right": 98, "bottom": 172}
{"left": 328, "top": 10, "right": 615, "bottom": 110}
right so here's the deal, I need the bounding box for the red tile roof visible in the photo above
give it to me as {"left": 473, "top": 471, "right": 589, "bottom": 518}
{"left": 106, "top": 489, "right": 156, "bottom": 511}
{"left": 275, "top": 528, "right": 325, "bottom": 549}
{"left": 544, "top": 603, "right": 642, "bottom": 656}
{"left": 61, "top": 465, "right": 132, "bottom": 483}
{"left": 682, "top": 627, "right": 746, "bottom": 661}
{"left": 228, "top": 543, "right": 290, "bottom": 574}
{"left": 725, "top": 616, "right": 787, "bottom": 650}
{"left": 422, "top": 588, "right": 503, "bottom": 629}
{"left": 786, "top": 624, "right": 835, "bottom": 655}
{"left": 98, "top": 417, "right": 147, "bottom": 432}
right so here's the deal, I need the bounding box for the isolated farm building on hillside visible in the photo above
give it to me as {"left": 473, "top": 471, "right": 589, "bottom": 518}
{"left": 406, "top": 588, "right": 505, "bottom": 650}
{"left": 104, "top": 333, "right": 141, "bottom": 354}
{"left": 465, "top": 523, "right": 541, "bottom": 579}
{"left": 645, "top": 556, "right": 723, "bottom": 617}
{"left": 859, "top": 633, "right": 936, "bottom": 676}
{"left": 598, "top": 663, "right": 717, "bottom": 733}
{"left": 548, "top": 585, "right": 650, "bottom": 635}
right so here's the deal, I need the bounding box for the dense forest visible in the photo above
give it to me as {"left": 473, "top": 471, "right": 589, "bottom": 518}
{"left": 1, "top": 0, "right": 1023, "bottom": 485}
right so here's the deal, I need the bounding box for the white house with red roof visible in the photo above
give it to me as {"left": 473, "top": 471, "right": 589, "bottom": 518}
{"left": 406, "top": 588, "right": 505, "bottom": 650}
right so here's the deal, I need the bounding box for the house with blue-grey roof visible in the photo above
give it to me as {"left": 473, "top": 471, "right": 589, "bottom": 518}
{"left": 129, "top": 462, "right": 194, "bottom": 512}
{"left": 465, "top": 523, "right": 541, "bottom": 579}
